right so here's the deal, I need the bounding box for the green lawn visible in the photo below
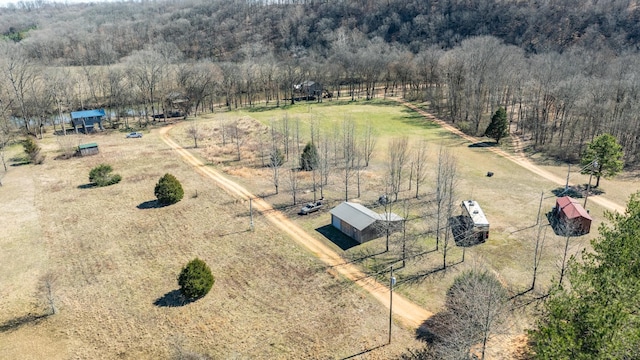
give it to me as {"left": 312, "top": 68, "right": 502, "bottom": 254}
{"left": 227, "top": 99, "right": 443, "bottom": 140}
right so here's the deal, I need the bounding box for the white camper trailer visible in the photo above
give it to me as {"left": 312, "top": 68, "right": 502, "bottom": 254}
{"left": 461, "top": 200, "right": 490, "bottom": 242}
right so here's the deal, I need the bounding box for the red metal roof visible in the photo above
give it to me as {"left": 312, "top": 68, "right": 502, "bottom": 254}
{"left": 556, "top": 196, "right": 593, "bottom": 220}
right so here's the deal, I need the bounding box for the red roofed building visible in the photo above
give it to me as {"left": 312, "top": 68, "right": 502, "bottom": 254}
{"left": 554, "top": 196, "right": 592, "bottom": 235}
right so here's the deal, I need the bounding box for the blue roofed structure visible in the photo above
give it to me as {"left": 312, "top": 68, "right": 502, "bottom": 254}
{"left": 71, "top": 109, "right": 105, "bottom": 133}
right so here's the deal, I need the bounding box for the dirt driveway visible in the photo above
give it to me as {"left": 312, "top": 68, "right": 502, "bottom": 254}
{"left": 399, "top": 101, "right": 625, "bottom": 214}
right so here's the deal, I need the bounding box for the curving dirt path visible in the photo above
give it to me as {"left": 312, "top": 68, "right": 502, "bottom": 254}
{"left": 159, "top": 126, "right": 432, "bottom": 330}
{"left": 399, "top": 101, "right": 625, "bottom": 214}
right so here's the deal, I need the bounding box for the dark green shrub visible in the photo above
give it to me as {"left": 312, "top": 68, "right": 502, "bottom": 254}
{"left": 178, "top": 258, "right": 214, "bottom": 300}
{"left": 23, "top": 137, "right": 44, "bottom": 164}
{"left": 155, "top": 173, "right": 184, "bottom": 205}
{"left": 300, "top": 142, "right": 318, "bottom": 171}
{"left": 89, "top": 164, "right": 122, "bottom": 187}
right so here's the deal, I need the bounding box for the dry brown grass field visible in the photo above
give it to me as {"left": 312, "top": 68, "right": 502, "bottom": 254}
{"left": 0, "top": 126, "right": 422, "bottom": 359}
{"left": 1, "top": 100, "right": 638, "bottom": 359}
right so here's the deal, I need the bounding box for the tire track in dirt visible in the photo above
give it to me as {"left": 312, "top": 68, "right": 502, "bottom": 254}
{"left": 399, "top": 101, "right": 625, "bottom": 214}
{"left": 159, "top": 126, "right": 432, "bottom": 330}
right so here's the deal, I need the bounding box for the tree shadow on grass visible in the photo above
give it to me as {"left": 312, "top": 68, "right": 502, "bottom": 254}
{"left": 0, "top": 312, "right": 51, "bottom": 333}
{"left": 77, "top": 183, "right": 96, "bottom": 189}
{"left": 339, "top": 344, "right": 388, "bottom": 359}
{"left": 416, "top": 311, "right": 454, "bottom": 343}
{"left": 551, "top": 185, "right": 604, "bottom": 199}
{"left": 468, "top": 141, "right": 498, "bottom": 148}
{"left": 137, "top": 200, "right": 169, "bottom": 209}
{"left": 10, "top": 161, "right": 30, "bottom": 167}
{"left": 397, "top": 265, "right": 448, "bottom": 286}
{"left": 316, "top": 224, "right": 359, "bottom": 251}
{"left": 154, "top": 289, "right": 195, "bottom": 307}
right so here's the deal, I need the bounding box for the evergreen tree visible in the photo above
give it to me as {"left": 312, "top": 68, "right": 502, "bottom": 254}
{"left": 300, "top": 142, "right": 318, "bottom": 171}
{"left": 530, "top": 193, "right": 640, "bottom": 359}
{"left": 89, "top": 164, "right": 122, "bottom": 187}
{"left": 154, "top": 173, "right": 184, "bottom": 205}
{"left": 23, "top": 137, "right": 44, "bottom": 164}
{"left": 178, "top": 258, "right": 215, "bottom": 300}
{"left": 484, "top": 107, "right": 508, "bottom": 144}
{"left": 580, "top": 133, "right": 624, "bottom": 188}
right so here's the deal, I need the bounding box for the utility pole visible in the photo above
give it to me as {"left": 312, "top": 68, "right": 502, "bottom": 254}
{"left": 249, "top": 198, "right": 254, "bottom": 231}
{"left": 583, "top": 160, "right": 598, "bottom": 208}
{"left": 536, "top": 191, "right": 544, "bottom": 225}
{"left": 388, "top": 265, "right": 396, "bottom": 344}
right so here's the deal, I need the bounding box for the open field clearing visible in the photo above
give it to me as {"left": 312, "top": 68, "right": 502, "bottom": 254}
{"left": 0, "top": 127, "right": 421, "bottom": 359}
{"left": 169, "top": 99, "right": 637, "bottom": 357}
{"left": 2, "top": 99, "right": 637, "bottom": 359}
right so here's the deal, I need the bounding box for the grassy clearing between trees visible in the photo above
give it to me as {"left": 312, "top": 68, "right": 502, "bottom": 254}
{"left": 1, "top": 100, "right": 636, "bottom": 359}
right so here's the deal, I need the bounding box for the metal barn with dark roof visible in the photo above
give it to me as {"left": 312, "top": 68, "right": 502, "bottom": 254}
{"left": 330, "top": 202, "right": 403, "bottom": 243}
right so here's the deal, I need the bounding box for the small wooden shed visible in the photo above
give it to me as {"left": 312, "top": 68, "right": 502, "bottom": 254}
{"left": 554, "top": 196, "right": 592, "bottom": 235}
{"left": 330, "top": 202, "right": 403, "bottom": 243}
{"left": 461, "top": 200, "right": 490, "bottom": 242}
{"left": 78, "top": 143, "right": 99, "bottom": 157}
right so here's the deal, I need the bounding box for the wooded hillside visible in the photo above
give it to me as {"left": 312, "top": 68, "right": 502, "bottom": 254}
{"left": 2, "top": 0, "right": 640, "bottom": 166}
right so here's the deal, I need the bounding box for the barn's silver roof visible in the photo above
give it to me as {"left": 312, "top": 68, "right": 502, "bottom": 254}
{"left": 330, "top": 202, "right": 403, "bottom": 231}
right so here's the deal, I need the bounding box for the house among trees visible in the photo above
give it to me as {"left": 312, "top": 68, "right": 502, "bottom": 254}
{"left": 553, "top": 196, "right": 592, "bottom": 236}
{"left": 71, "top": 109, "right": 105, "bottom": 133}
{"left": 461, "top": 200, "right": 490, "bottom": 242}
{"left": 293, "top": 80, "right": 323, "bottom": 100}
{"left": 330, "top": 202, "right": 403, "bottom": 243}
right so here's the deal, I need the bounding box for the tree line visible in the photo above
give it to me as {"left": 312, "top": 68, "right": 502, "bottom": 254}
{"left": 3, "top": 30, "right": 640, "bottom": 167}
{"left": 3, "top": 0, "right": 640, "bottom": 64}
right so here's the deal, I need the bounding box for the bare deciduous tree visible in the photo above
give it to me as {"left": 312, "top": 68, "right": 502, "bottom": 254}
{"left": 387, "top": 136, "right": 409, "bottom": 202}
{"left": 434, "top": 146, "right": 457, "bottom": 252}
{"left": 317, "top": 129, "right": 331, "bottom": 199}
{"left": 425, "top": 269, "right": 509, "bottom": 360}
{"left": 280, "top": 114, "right": 291, "bottom": 161}
{"left": 0, "top": 99, "right": 13, "bottom": 172}
{"left": 186, "top": 120, "right": 202, "bottom": 148}
{"left": 287, "top": 167, "right": 299, "bottom": 205}
{"left": 361, "top": 121, "right": 377, "bottom": 167}
{"left": 125, "top": 49, "right": 168, "bottom": 125}
{"left": 413, "top": 139, "right": 429, "bottom": 199}
{"left": 230, "top": 120, "right": 245, "bottom": 161}
{"left": 177, "top": 60, "right": 219, "bottom": 117}
{"left": 309, "top": 119, "right": 320, "bottom": 201}
{"left": 269, "top": 122, "right": 283, "bottom": 195}
{"left": 1, "top": 44, "right": 38, "bottom": 135}
{"left": 341, "top": 118, "right": 356, "bottom": 201}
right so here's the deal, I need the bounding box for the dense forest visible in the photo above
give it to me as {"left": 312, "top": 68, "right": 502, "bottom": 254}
{"left": 2, "top": 0, "right": 640, "bottom": 165}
